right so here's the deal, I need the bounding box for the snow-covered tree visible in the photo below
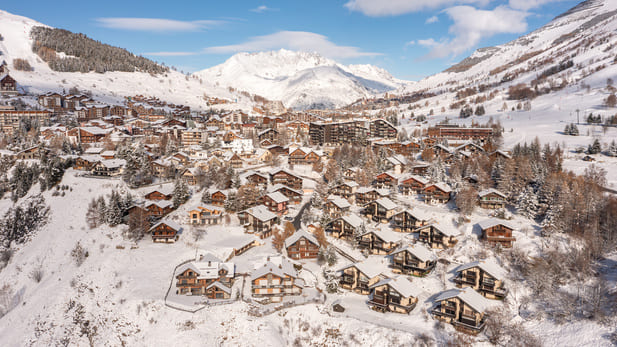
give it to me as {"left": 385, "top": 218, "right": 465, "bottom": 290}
{"left": 587, "top": 139, "right": 601, "bottom": 154}
{"left": 106, "top": 191, "right": 123, "bottom": 226}
{"left": 172, "top": 179, "right": 190, "bottom": 209}
{"left": 516, "top": 185, "right": 539, "bottom": 219}
{"left": 606, "top": 140, "right": 617, "bottom": 157}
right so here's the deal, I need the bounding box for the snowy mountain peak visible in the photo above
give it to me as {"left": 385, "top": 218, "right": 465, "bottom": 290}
{"left": 195, "top": 50, "right": 411, "bottom": 110}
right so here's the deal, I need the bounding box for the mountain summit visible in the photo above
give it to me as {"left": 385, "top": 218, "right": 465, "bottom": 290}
{"left": 194, "top": 49, "right": 411, "bottom": 110}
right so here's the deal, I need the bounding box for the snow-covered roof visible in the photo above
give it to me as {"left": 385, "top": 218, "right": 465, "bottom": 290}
{"left": 242, "top": 205, "right": 277, "bottom": 222}
{"left": 401, "top": 174, "right": 430, "bottom": 185}
{"left": 340, "top": 214, "right": 363, "bottom": 228}
{"left": 434, "top": 287, "right": 493, "bottom": 313}
{"left": 361, "top": 228, "right": 400, "bottom": 243}
{"left": 98, "top": 159, "right": 126, "bottom": 169}
{"left": 284, "top": 229, "right": 319, "bottom": 248}
{"left": 427, "top": 182, "right": 452, "bottom": 193}
{"left": 395, "top": 208, "right": 430, "bottom": 222}
{"left": 327, "top": 195, "right": 351, "bottom": 209}
{"left": 251, "top": 256, "right": 298, "bottom": 280}
{"left": 339, "top": 259, "right": 383, "bottom": 279}
{"left": 84, "top": 147, "right": 104, "bottom": 154}
{"left": 392, "top": 243, "right": 437, "bottom": 262}
{"left": 418, "top": 223, "right": 460, "bottom": 237}
{"left": 477, "top": 218, "right": 515, "bottom": 231}
{"left": 265, "top": 191, "right": 289, "bottom": 204}
{"left": 456, "top": 260, "right": 506, "bottom": 280}
{"left": 478, "top": 188, "right": 507, "bottom": 198}
{"left": 268, "top": 184, "right": 303, "bottom": 196}
{"left": 146, "top": 186, "right": 174, "bottom": 197}
{"left": 374, "top": 197, "right": 397, "bottom": 210}
{"left": 206, "top": 281, "right": 232, "bottom": 294}
{"left": 145, "top": 200, "right": 173, "bottom": 209}
{"left": 370, "top": 276, "right": 421, "bottom": 298}
{"left": 149, "top": 219, "right": 182, "bottom": 232}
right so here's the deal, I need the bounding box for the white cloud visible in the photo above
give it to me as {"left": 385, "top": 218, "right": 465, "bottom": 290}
{"left": 426, "top": 15, "right": 439, "bottom": 24}
{"left": 405, "top": 40, "right": 416, "bottom": 46}
{"left": 250, "top": 5, "right": 276, "bottom": 13}
{"left": 203, "top": 31, "right": 381, "bottom": 59}
{"left": 343, "top": 0, "right": 491, "bottom": 16}
{"left": 418, "top": 38, "right": 440, "bottom": 47}
{"left": 96, "top": 18, "right": 225, "bottom": 32}
{"left": 143, "top": 51, "right": 197, "bottom": 56}
{"left": 508, "top": 0, "right": 569, "bottom": 11}
{"left": 425, "top": 5, "right": 528, "bottom": 58}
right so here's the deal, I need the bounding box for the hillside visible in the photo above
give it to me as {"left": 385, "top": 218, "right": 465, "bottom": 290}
{"left": 0, "top": 10, "right": 250, "bottom": 112}
{"left": 194, "top": 49, "right": 412, "bottom": 110}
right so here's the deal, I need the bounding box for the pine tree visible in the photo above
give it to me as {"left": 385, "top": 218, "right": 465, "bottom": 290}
{"left": 172, "top": 179, "right": 190, "bottom": 209}
{"left": 606, "top": 140, "right": 617, "bottom": 157}
{"left": 127, "top": 207, "right": 149, "bottom": 240}
{"left": 587, "top": 139, "right": 601, "bottom": 154}
{"left": 86, "top": 198, "right": 99, "bottom": 229}
{"left": 106, "top": 191, "right": 123, "bottom": 226}
{"left": 516, "top": 185, "right": 539, "bottom": 219}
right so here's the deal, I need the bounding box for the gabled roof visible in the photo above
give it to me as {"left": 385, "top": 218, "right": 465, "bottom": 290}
{"left": 338, "top": 259, "right": 383, "bottom": 279}
{"left": 360, "top": 228, "right": 400, "bottom": 244}
{"left": 327, "top": 195, "right": 351, "bottom": 209}
{"left": 338, "top": 214, "right": 364, "bottom": 228}
{"left": 149, "top": 219, "right": 182, "bottom": 232}
{"left": 370, "top": 276, "right": 421, "bottom": 298}
{"left": 478, "top": 188, "right": 507, "bottom": 199}
{"left": 392, "top": 243, "right": 437, "bottom": 262}
{"left": 284, "top": 230, "right": 320, "bottom": 248}
{"left": 400, "top": 175, "right": 430, "bottom": 185}
{"left": 251, "top": 256, "right": 298, "bottom": 280}
{"left": 145, "top": 200, "right": 173, "bottom": 209}
{"left": 394, "top": 208, "right": 430, "bottom": 222}
{"left": 265, "top": 191, "right": 289, "bottom": 204}
{"left": 417, "top": 223, "right": 459, "bottom": 237}
{"left": 477, "top": 218, "right": 515, "bottom": 231}
{"left": 241, "top": 205, "right": 277, "bottom": 222}
{"left": 146, "top": 186, "right": 174, "bottom": 196}
{"left": 426, "top": 182, "right": 452, "bottom": 193}
{"left": 456, "top": 260, "right": 506, "bottom": 280}
{"left": 434, "top": 287, "right": 493, "bottom": 313}
{"left": 268, "top": 184, "right": 303, "bottom": 196}
{"left": 206, "top": 281, "right": 232, "bottom": 294}
{"left": 373, "top": 197, "right": 397, "bottom": 210}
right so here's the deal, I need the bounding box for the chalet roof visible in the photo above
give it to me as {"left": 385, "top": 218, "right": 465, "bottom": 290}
{"left": 251, "top": 256, "right": 298, "bottom": 280}
{"left": 394, "top": 208, "right": 430, "bottom": 222}
{"left": 477, "top": 218, "right": 515, "bottom": 231}
{"left": 146, "top": 186, "right": 174, "bottom": 197}
{"left": 98, "top": 159, "right": 125, "bottom": 169}
{"left": 327, "top": 196, "right": 351, "bottom": 209}
{"left": 434, "top": 287, "right": 493, "bottom": 313}
{"left": 178, "top": 256, "right": 235, "bottom": 280}
{"left": 240, "top": 170, "right": 269, "bottom": 181}
{"left": 284, "top": 229, "right": 319, "bottom": 248}
{"left": 491, "top": 150, "right": 512, "bottom": 159}
{"left": 241, "top": 205, "right": 277, "bottom": 222}
{"left": 337, "top": 181, "right": 359, "bottom": 188}
{"left": 79, "top": 126, "right": 110, "bottom": 135}
{"left": 370, "top": 276, "right": 421, "bottom": 298}
{"left": 392, "top": 243, "right": 437, "bottom": 262}
{"left": 269, "top": 168, "right": 301, "bottom": 179}
{"left": 417, "top": 223, "right": 460, "bottom": 237}
{"left": 339, "top": 259, "right": 383, "bottom": 279}
{"left": 478, "top": 188, "right": 507, "bottom": 199}
{"left": 427, "top": 182, "right": 452, "bottom": 193}
{"left": 84, "top": 147, "right": 104, "bottom": 154}
{"left": 101, "top": 150, "right": 115, "bottom": 157}
{"left": 456, "top": 259, "right": 506, "bottom": 280}
{"left": 339, "top": 214, "right": 364, "bottom": 228}
{"left": 373, "top": 197, "right": 397, "bottom": 210}
{"left": 149, "top": 219, "right": 182, "bottom": 232}
{"left": 455, "top": 141, "right": 485, "bottom": 151}
{"left": 268, "top": 184, "right": 303, "bottom": 196}
{"left": 206, "top": 281, "right": 232, "bottom": 294}
{"left": 433, "top": 144, "right": 453, "bottom": 153}
{"left": 145, "top": 200, "right": 173, "bottom": 209}
{"left": 265, "top": 191, "right": 289, "bottom": 204}
{"left": 360, "top": 228, "right": 400, "bottom": 244}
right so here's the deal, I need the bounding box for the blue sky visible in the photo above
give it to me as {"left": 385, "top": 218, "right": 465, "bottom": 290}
{"left": 4, "top": 0, "right": 581, "bottom": 79}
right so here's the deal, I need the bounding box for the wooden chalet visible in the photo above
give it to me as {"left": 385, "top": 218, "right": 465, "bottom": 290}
{"left": 262, "top": 192, "right": 289, "bottom": 215}
{"left": 368, "top": 276, "right": 421, "bottom": 314}
{"left": 478, "top": 188, "right": 507, "bottom": 209}
{"left": 251, "top": 256, "right": 304, "bottom": 303}
{"left": 150, "top": 220, "right": 182, "bottom": 243}
{"left": 391, "top": 209, "right": 430, "bottom": 233}
{"left": 145, "top": 200, "right": 174, "bottom": 219}
{"left": 14, "top": 146, "right": 40, "bottom": 160}
{"left": 238, "top": 205, "right": 279, "bottom": 238}
{"left": 478, "top": 219, "right": 516, "bottom": 248}
{"left": 338, "top": 260, "right": 384, "bottom": 295}
{"left": 423, "top": 183, "right": 452, "bottom": 204}
{"left": 176, "top": 252, "right": 235, "bottom": 298}
{"left": 326, "top": 214, "right": 364, "bottom": 241}
{"left": 417, "top": 223, "right": 459, "bottom": 249}
{"left": 343, "top": 167, "right": 359, "bottom": 181}
{"left": 188, "top": 205, "right": 224, "bottom": 225}
{"left": 145, "top": 187, "right": 173, "bottom": 201}
{"left": 288, "top": 147, "right": 321, "bottom": 165}
{"left": 399, "top": 175, "right": 430, "bottom": 195}
{"left": 258, "top": 128, "right": 278, "bottom": 143}
{"left": 373, "top": 172, "right": 399, "bottom": 188}
{"left": 242, "top": 171, "right": 269, "bottom": 187}
{"left": 284, "top": 230, "right": 320, "bottom": 260}
{"left": 210, "top": 190, "right": 229, "bottom": 207}
{"left": 357, "top": 229, "right": 400, "bottom": 255}
{"left": 268, "top": 185, "right": 303, "bottom": 205}
{"left": 363, "top": 197, "right": 397, "bottom": 223}
{"left": 355, "top": 187, "right": 389, "bottom": 205}
{"left": 91, "top": 159, "right": 125, "bottom": 177}
{"left": 269, "top": 168, "right": 303, "bottom": 191}
{"left": 0, "top": 73, "right": 17, "bottom": 95}
{"left": 454, "top": 260, "right": 507, "bottom": 300}
{"left": 431, "top": 287, "right": 493, "bottom": 334}
{"left": 330, "top": 181, "right": 358, "bottom": 203}
{"left": 410, "top": 163, "right": 430, "bottom": 176}
{"left": 390, "top": 243, "right": 437, "bottom": 277}
{"left": 324, "top": 196, "right": 351, "bottom": 218}
{"left": 74, "top": 156, "right": 100, "bottom": 171}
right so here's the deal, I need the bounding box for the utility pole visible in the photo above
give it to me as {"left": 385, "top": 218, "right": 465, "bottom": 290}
{"left": 576, "top": 108, "right": 580, "bottom": 125}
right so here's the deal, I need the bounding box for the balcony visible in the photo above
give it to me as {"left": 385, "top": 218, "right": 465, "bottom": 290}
{"left": 340, "top": 276, "right": 354, "bottom": 286}
{"left": 453, "top": 316, "right": 486, "bottom": 332}
{"left": 454, "top": 276, "right": 477, "bottom": 286}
